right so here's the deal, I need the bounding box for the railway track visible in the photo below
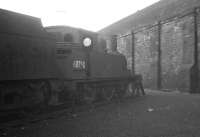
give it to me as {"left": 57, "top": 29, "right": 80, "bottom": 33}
{"left": 0, "top": 94, "right": 138, "bottom": 130}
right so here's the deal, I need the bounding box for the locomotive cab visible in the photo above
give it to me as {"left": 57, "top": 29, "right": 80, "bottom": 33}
{"left": 45, "top": 26, "right": 98, "bottom": 80}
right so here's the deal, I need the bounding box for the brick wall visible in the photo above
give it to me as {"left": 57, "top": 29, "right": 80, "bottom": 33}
{"left": 161, "top": 15, "right": 194, "bottom": 91}
{"left": 134, "top": 27, "right": 159, "bottom": 89}
{"left": 116, "top": 9, "right": 200, "bottom": 92}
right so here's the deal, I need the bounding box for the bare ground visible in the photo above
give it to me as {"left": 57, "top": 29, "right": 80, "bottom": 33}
{"left": 1, "top": 90, "right": 200, "bottom": 137}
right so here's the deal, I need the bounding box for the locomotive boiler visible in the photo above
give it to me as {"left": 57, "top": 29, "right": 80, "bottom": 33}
{"left": 0, "top": 9, "right": 137, "bottom": 110}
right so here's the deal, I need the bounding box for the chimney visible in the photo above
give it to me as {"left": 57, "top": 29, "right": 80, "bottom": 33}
{"left": 107, "top": 35, "right": 118, "bottom": 53}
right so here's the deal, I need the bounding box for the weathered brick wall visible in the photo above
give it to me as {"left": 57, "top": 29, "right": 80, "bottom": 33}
{"left": 197, "top": 11, "right": 200, "bottom": 76}
{"left": 161, "top": 15, "right": 194, "bottom": 91}
{"left": 134, "top": 27, "right": 159, "bottom": 88}
{"left": 116, "top": 11, "right": 200, "bottom": 91}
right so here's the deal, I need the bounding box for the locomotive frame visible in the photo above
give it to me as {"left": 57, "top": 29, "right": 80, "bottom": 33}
{"left": 0, "top": 9, "right": 141, "bottom": 111}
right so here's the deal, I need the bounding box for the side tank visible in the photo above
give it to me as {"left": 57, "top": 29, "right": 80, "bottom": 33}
{"left": 45, "top": 26, "right": 130, "bottom": 80}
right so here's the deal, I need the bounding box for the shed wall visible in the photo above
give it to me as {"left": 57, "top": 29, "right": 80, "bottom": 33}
{"left": 116, "top": 9, "right": 200, "bottom": 92}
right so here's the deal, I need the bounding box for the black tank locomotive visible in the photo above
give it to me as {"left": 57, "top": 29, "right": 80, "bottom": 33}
{"left": 0, "top": 9, "right": 136, "bottom": 110}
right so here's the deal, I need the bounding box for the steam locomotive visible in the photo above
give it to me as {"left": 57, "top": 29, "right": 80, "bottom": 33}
{"left": 0, "top": 9, "right": 137, "bottom": 110}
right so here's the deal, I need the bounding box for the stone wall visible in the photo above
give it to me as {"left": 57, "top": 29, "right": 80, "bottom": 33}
{"left": 197, "top": 9, "right": 200, "bottom": 73}
{"left": 134, "top": 27, "right": 159, "bottom": 89}
{"left": 116, "top": 10, "right": 200, "bottom": 92}
{"left": 161, "top": 15, "right": 194, "bottom": 91}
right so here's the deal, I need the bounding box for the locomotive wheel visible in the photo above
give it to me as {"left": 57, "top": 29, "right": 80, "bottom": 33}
{"left": 102, "top": 87, "right": 115, "bottom": 101}
{"left": 120, "top": 83, "right": 128, "bottom": 97}
{"left": 40, "top": 81, "right": 51, "bottom": 106}
{"left": 83, "top": 85, "right": 96, "bottom": 104}
{"left": 125, "top": 83, "right": 134, "bottom": 97}
{"left": 28, "top": 81, "right": 51, "bottom": 106}
{"left": 114, "top": 84, "right": 125, "bottom": 100}
{"left": 120, "top": 84, "right": 127, "bottom": 98}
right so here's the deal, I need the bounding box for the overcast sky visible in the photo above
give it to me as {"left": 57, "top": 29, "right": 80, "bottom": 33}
{"left": 1, "top": 0, "right": 160, "bottom": 31}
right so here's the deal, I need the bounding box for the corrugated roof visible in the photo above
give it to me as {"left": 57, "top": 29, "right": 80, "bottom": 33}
{"left": 99, "top": 0, "right": 200, "bottom": 35}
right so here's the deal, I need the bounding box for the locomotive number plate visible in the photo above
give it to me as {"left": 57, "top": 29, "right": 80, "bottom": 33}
{"left": 73, "top": 60, "right": 86, "bottom": 70}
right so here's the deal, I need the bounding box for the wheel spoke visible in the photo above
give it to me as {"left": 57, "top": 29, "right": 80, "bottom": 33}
{"left": 83, "top": 85, "right": 96, "bottom": 104}
{"left": 103, "top": 86, "right": 115, "bottom": 101}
